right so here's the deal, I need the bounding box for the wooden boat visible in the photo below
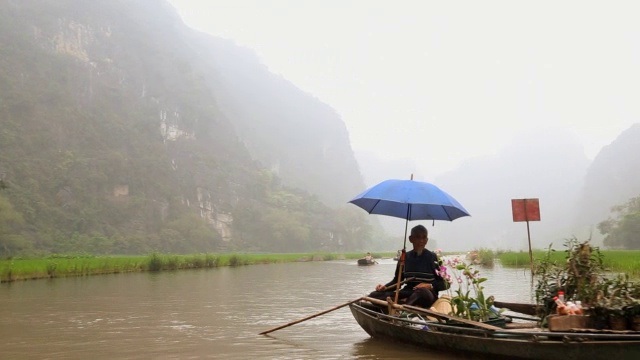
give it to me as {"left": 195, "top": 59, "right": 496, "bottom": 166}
{"left": 357, "top": 258, "right": 376, "bottom": 266}
{"left": 350, "top": 298, "right": 640, "bottom": 360}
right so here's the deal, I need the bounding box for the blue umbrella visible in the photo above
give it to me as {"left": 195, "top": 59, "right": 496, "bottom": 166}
{"left": 349, "top": 179, "right": 470, "bottom": 222}
{"left": 349, "top": 178, "right": 470, "bottom": 304}
{"left": 349, "top": 177, "right": 470, "bottom": 248}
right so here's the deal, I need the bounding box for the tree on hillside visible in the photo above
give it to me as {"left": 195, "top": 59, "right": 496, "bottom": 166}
{"left": 598, "top": 195, "right": 640, "bottom": 249}
{"left": 0, "top": 195, "right": 30, "bottom": 256}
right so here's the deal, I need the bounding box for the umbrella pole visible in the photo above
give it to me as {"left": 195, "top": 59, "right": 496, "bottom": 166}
{"left": 392, "top": 249, "right": 406, "bottom": 307}
{"left": 393, "top": 207, "right": 411, "bottom": 306}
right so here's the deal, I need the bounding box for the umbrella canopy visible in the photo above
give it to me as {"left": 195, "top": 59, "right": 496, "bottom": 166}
{"left": 348, "top": 179, "right": 470, "bottom": 222}
{"left": 349, "top": 178, "right": 470, "bottom": 306}
{"left": 349, "top": 175, "right": 470, "bottom": 303}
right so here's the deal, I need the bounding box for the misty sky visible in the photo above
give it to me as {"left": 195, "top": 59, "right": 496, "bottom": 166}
{"left": 168, "top": 0, "right": 640, "bottom": 179}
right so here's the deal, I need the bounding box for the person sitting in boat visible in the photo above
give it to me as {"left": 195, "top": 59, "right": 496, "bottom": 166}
{"left": 367, "top": 225, "right": 448, "bottom": 308}
{"left": 364, "top": 252, "right": 373, "bottom": 262}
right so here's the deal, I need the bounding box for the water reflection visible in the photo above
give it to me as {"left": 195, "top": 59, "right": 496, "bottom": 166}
{"left": 0, "top": 259, "right": 535, "bottom": 359}
{"left": 350, "top": 338, "right": 473, "bottom": 359}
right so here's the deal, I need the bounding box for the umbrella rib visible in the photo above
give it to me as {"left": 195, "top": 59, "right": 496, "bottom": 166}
{"left": 368, "top": 199, "right": 381, "bottom": 214}
{"left": 443, "top": 206, "right": 453, "bottom": 221}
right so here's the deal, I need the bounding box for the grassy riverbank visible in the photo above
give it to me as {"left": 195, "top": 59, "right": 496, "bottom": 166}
{"left": 9, "top": 249, "right": 636, "bottom": 284}
{"left": 498, "top": 250, "right": 640, "bottom": 277}
{"left": 0, "top": 252, "right": 396, "bottom": 283}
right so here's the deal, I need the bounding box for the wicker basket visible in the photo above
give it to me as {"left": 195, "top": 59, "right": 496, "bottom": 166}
{"left": 548, "top": 314, "right": 594, "bottom": 332}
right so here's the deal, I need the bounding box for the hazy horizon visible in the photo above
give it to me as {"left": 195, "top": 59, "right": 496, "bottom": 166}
{"left": 168, "top": 0, "right": 640, "bottom": 182}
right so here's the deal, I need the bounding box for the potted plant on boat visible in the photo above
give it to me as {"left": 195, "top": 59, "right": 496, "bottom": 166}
{"left": 602, "top": 273, "right": 640, "bottom": 330}
{"left": 627, "top": 300, "right": 640, "bottom": 331}
{"left": 437, "top": 257, "right": 504, "bottom": 325}
{"left": 606, "top": 295, "right": 629, "bottom": 331}
{"left": 537, "top": 240, "right": 640, "bottom": 331}
{"left": 534, "top": 238, "right": 607, "bottom": 324}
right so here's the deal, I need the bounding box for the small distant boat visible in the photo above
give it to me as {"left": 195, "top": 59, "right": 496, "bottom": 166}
{"left": 393, "top": 251, "right": 401, "bottom": 261}
{"left": 357, "top": 258, "right": 376, "bottom": 266}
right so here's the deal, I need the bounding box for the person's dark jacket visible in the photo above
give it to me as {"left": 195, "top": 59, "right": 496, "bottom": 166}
{"left": 384, "top": 249, "right": 449, "bottom": 293}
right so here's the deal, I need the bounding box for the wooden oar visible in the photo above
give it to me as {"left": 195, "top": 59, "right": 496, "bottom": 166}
{"left": 259, "top": 297, "right": 363, "bottom": 335}
{"left": 362, "top": 296, "right": 504, "bottom": 331}
{"left": 258, "top": 278, "right": 416, "bottom": 335}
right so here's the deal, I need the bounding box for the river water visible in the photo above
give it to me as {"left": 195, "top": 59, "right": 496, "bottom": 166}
{"left": 0, "top": 257, "right": 536, "bottom": 359}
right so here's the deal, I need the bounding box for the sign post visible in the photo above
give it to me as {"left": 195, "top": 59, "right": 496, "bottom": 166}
{"left": 511, "top": 198, "right": 540, "bottom": 276}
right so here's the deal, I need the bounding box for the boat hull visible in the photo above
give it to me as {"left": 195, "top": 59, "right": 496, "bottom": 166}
{"left": 349, "top": 302, "right": 640, "bottom": 360}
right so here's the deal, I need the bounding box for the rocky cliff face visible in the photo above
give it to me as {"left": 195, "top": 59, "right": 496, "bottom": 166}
{"left": 576, "top": 123, "right": 640, "bottom": 240}
{"left": 0, "top": 0, "right": 369, "bottom": 254}
{"left": 176, "top": 31, "right": 366, "bottom": 207}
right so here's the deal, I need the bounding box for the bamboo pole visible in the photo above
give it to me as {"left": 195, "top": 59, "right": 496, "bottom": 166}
{"left": 361, "top": 296, "right": 503, "bottom": 331}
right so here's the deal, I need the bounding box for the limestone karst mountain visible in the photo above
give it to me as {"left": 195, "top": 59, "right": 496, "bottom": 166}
{"left": 0, "top": 0, "right": 368, "bottom": 255}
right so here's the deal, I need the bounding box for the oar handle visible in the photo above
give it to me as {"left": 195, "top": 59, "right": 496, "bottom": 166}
{"left": 382, "top": 277, "right": 415, "bottom": 291}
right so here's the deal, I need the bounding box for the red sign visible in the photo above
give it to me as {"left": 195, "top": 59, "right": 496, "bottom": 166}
{"left": 511, "top": 198, "right": 540, "bottom": 222}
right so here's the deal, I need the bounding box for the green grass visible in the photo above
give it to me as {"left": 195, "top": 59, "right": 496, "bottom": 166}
{"left": 498, "top": 250, "right": 640, "bottom": 277}
{"left": 1, "top": 255, "right": 148, "bottom": 281}
{"left": 599, "top": 250, "right": 640, "bottom": 276}
{"left": 0, "top": 252, "right": 394, "bottom": 283}
{"left": 476, "top": 248, "right": 496, "bottom": 267}
{"left": 498, "top": 250, "right": 553, "bottom": 267}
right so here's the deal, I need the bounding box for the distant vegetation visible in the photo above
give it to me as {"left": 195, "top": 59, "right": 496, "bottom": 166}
{"left": 598, "top": 195, "right": 640, "bottom": 249}
{"left": 1, "top": 252, "right": 396, "bottom": 283}
{"left": 464, "top": 248, "right": 496, "bottom": 267}
{"left": 498, "top": 248, "right": 640, "bottom": 278}
{"left": 4, "top": 247, "right": 637, "bottom": 283}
